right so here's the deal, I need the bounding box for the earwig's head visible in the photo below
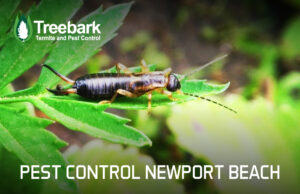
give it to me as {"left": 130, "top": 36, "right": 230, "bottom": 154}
{"left": 167, "top": 73, "right": 181, "bottom": 92}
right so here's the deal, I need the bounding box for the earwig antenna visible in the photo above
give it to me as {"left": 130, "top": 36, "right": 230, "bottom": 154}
{"left": 42, "top": 64, "right": 75, "bottom": 84}
{"left": 183, "top": 92, "right": 237, "bottom": 113}
{"left": 180, "top": 54, "right": 228, "bottom": 81}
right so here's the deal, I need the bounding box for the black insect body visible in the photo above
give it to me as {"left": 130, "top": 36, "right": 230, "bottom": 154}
{"left": 44, "top": 56, "right": 236, "bottom": 113}
{"left": 73, "top": 71, "right": 178, "bottom": 99}
{"left": 44, "top": 61, "right": 180, "bottom": 111}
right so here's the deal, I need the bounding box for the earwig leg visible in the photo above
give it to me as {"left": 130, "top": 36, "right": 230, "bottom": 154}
{"left": 155, "top": 89, "right": 178, "bottom": 101}
{"left": 116, "top": 89, "right": 139, "bottom": 98}
{"left": 165, "top": 90, "right": 177, "bottom": 101}
{"left": 140, "top": 59, "right": 150, "bottom": 73}
{"left": 99, "top": 91, "right": 119, "bottom": 105}
{"left": 163, "top": 67, "right": 172, "bottom": 77}
{"left": 47, "top": 88, "right": 77, "bottom": 95}
{"left": 147, "top": 92, "right": 152, "bottom": 113}
{"left": 98, "top": 100, "right": 111, "bottom": 104}
{"left": 116, "top": 63, "right": 132, "bottom": 75}
{"left": 99, "top": 89, "right": 138, "bottom": 105}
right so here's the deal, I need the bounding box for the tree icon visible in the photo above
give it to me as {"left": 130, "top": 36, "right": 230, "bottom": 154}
{"left": 14, "top": 14, "right": 32, "bottom": 42}
{"left": 18, "top": 21, "right": 28, "bottom": 41}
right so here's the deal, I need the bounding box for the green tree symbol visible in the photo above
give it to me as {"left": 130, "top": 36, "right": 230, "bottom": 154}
{"left": 14, "top": 14, "right": 32, "bottom": 42}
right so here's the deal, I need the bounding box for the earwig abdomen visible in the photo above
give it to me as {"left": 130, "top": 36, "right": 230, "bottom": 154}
{"left": 75, "top": 73, "right": 130, "bottom": 99}
{"left": 74, "top": 72, "right": 167, "bottom": 99}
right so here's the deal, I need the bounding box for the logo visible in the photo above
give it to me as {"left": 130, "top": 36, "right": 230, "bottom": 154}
{"left": 14, "top": 14, "right": 32, "bottom": 42}
{"left": 33, "top": 21, "right": 101, "bottom": 41}
{"left": 13, "top": 14, "right": 101, "bottom": 42}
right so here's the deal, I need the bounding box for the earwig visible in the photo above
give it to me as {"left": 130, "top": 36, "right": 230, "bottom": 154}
{"left": 43, "top": 55, "right": 236, "bottom": 113}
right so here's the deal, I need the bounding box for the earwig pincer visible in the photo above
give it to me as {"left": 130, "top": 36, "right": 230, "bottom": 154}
{"left": 43, "top": 55, "right": 236, "bottom": 113}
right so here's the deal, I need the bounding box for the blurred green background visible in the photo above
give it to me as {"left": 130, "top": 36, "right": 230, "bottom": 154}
{"left": 8, "top": 0, "right": 300, "bottom": 193}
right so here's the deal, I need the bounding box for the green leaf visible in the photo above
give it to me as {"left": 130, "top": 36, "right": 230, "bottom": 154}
{"left": 17, "top": 2, "right": 133, "bottom": 96}
{"left": 0, "top": 0, "right": 83, "bottom": 91}
{"left": 180, "top": 79, "right": 230, "bottom": 95}
{"left": 0, "top": 105, "right": 75, "bottom": 190}
{"left": 0, "top": 145, "right": 43, "bottom": 194}
{"left": 32, "top": 97, "right": 151, "bottom": 147}
{"left": 0, "top": 84, "right": 15, "bottom": 95}
{"left": 281, "top": 17, "right": 300, "bottom": 60}
{"left": 0, "top": 84, "right": 35, "bottom": 115}
{"left": 275, "top": 72, "right": 300, "bottom": 105}
{"left": 0, "top": 0, "right": 21, "bottom": 46}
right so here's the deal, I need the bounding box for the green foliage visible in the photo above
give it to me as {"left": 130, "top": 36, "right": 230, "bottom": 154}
{"left": 275, "top": 72, "right": 300, "bottom": 105}
{"left": 232, "top": 22, "right": 300, "bottom": 100}
{"left": 0, "top": 0, "right": 135, "bottom": 191}
{"left": 33, "top": 98, "right": 151, "bottom": 146}
{"left": 0, "top": 0, "right": 229, "bottom": 191}
{"left": 167, "top": 97, "right": 300, "bottom": 193}
{"left": 41, "top": 140, "right": 185, "bottom": 194}
{"left": 120, "top": 31, "right": 170, "bottom": 69}
{"left": 0, "top": 145, "right": 43, "bottom": 194}
{"left": 36, "top": 3, "right": 132, "bottom": 92}
{"left": 0, "top": 84, "right": 35, "bottom": 115}
{"left": 0, "top": 0, "right": 21, "bottom": 46}
{"left": 120, "top": 31, "right": 151, "bottom": 53}
{"left": 231, "top": 27, "right": 279, "bottom": 98}
{"left": 128, "top": 109, "right": 161, "bottom": 138}
{"left": 0, "top": 105, "right": 74, "bottom": 190}
{"left": 9, "top": 2, "right": 132, "bottom": 97}
{"left": 0, "top": 0, "right": 83, "bottom": 91}
{"left": 142, "top": 42, "right": 171, "bottom": 69}
{"left": 200, "top": 25, "right": 218, "bottom": 41}
{"left": 231, "top": 18, "right": 300, "bottom": 98}
{"left": 281, "top": 17, "right": 300, "bottom": 60}
{"left": 86, "top": 54, "right": 111, "bottom": 74}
